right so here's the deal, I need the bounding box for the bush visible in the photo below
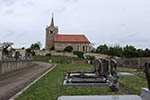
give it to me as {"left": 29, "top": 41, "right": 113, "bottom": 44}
{"left": 64, "top": 46, "right": 73, "bottom": 52}
{"left": 31, "top": 51, "right": 36, "bottom": 56}
{"left": 86, "top": 56, "right": 95, "bottom": 60}
{"left": 73, "top": 51, "right": 84, "bottom": 58}
{"left": 45, "top": 53, "right": 51, "bottom": 56}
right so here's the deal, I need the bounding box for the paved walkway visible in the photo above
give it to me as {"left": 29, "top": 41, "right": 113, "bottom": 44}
{"left": 0, "top": 62, "right": 54, "bottom": 100}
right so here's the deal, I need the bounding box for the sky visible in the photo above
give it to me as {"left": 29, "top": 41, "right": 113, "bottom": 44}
{"left": 0, "top": 0, "right": 150, "bottom": 49}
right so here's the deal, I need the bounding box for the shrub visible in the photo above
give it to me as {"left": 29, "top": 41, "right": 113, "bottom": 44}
{"left": 86, "top": 56, "right": 95, "bottom": 60}
{"left": 73, "top": 51, "right": 84, "bottom": 58}
{"left": 64, "top": 46, "right": 73, "bottom": 52}
{"left": 31, "top": 51, "right": 36, "bottom": 56}
{"left": 45, "top": 53, "right": 51, "bottom": 56}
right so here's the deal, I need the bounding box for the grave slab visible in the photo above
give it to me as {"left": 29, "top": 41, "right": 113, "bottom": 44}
{"left": 63, "top": 80, "right": 108, "bottom": 87}
{"left": 58, "top": 95, "right": 142, "bottom": 100}
{"left": 140, "top": 88, "right": 150, "bottom": 100}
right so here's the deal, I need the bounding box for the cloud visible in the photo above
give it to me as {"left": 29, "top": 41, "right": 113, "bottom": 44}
{"left": 63, "top": 0, "right": 79, "bottom": 3}
{"left": 0, "top": 0, "right": 19, "bottom": 6}
{"left": 0, "top": 0, "right": 150, "bottom": 49}
{"left": 4, "top": 9, "right": 14, "bottom": 14}
{"left": 21, "top": 1, "right": 34, "bottom": 7}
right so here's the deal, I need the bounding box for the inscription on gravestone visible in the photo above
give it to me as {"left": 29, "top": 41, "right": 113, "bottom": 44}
{"left": 112, "top": 95, "right": 119, "bottom": 100}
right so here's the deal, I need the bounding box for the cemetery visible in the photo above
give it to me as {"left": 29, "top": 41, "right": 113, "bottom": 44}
{"left": 1, "top": 0, "right": 150, "bottom": 99}
{"left": 0, "top": 42, "right": 150, "bottom": 100}
{"left": 15, "top": 55, "right": 150, "bottom": 100}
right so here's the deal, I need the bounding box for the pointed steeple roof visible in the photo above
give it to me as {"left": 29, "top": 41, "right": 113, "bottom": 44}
{"left": 50, "top": 13, "right": 54, "bottom": 26}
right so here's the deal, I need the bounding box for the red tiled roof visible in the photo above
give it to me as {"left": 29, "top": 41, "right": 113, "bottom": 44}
{"left": 55, "top": 34, "right": 90, "bottom": 43}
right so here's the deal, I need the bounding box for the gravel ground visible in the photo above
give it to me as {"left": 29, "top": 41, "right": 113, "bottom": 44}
{"left": 0, "top": 62, "right": 54, "bottom": 100}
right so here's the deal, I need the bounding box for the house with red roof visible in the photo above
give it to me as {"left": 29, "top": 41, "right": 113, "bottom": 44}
{"left": 45, "top": 15, "right": 91, "bottom": 52}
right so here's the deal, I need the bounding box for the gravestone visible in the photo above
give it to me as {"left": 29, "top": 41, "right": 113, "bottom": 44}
{"left": 63, "top": 59, "right": 109, "bottom": 87}
{"left": 110, "top": 59, "right": 117, "bottom": 76}
{"left": 144, "top": 62, "right": 150, "bottom": 90}
{"left": 95, "top": 59, "right": 103, "bottom": 77}
{"left": 141, "top": 62, "right": 150, "bottom": 100}
{"left": 102, "top": 59, "right": 109, "bottom": 76}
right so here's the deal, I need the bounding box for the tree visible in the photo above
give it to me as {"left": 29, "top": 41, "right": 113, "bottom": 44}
{"left": 22, "top": 47, "right": 25, "bottom": 49}
{"left": 1, "top": 42, "right": 14, "bottom": 56}
{"left": 30, "top": 44, "right": 40, "bottom": 50}
{"left": 30, "top": 42, "right": 41, "bottom": 50}
{"left": 123, "top": 45, "right": 138, "bottom": 58}
{"left": 136, "top": 49, "right": 143, "bottom": 57}
{"left": 142, "top": 48, "right": 150, "bottom": 57}
{"left": 26, "top": 48, "right": 31, "bottom": 54}
{"left": 107, "top": 45, "right": 123, "bottom": 57}
{"left": 73, "top": 51, "right": 84, "bottom": 58}
{"left": 37, "top": 41, "right": 42, "bottom": 49}
{"left": 64, "top": 46, "right": 73, "bottom": 52}
{"left": 96, "top": 44, "right": 108, "bottom": 54}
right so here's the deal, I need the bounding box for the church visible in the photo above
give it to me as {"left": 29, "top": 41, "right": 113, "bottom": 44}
{"left": 45, "top": 15, "right": 91, "bottom": 52}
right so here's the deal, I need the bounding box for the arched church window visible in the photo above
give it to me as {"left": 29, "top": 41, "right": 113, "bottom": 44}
{"left": 83, "top": 46, "right": 85, "bottom": 51}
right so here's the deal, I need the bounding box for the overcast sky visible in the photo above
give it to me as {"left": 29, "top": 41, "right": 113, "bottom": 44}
{"left": 0, "top": 0, "right": 150, "bottom": 49}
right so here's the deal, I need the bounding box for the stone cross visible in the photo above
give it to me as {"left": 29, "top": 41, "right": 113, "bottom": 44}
{"left": 144, "top": 62, "right": 150, "bottom": 90}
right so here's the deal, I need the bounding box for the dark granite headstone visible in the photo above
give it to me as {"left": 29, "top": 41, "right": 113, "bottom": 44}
{"left": 102, "top": 59, "right": 109, "bottom": 76}
{"left": 144, "top": 62, "right": 150, "bottom": 90}
{"left": 110, "top": 59, "right": 117, "bottom": 76}
{"left": 95, "top": 59, "right": 103, "bottom": 77}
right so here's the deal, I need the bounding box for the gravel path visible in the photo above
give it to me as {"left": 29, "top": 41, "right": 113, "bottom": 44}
{"left": 0, "top": 62, "right": 54, "bottom": 100}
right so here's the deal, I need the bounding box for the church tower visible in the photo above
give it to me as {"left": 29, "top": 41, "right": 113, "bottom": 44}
{"left": 45, "top": 14, "right": 58, "bottom": 50}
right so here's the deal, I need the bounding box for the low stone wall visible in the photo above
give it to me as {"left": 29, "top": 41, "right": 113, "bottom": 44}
{"left": 35, "top": 50, "right": 50, "bottom": 56}
{"left": 118, "top": 57, "right": 150, "bottom": 69}
{"left": 0, "top": 60, "right": 32, "bottom": 74}
{"left": 35, "top": 50, "right": 77, "bottom": 57}
{"left": 50, "top": 51, "right": 77, "bottom": 57}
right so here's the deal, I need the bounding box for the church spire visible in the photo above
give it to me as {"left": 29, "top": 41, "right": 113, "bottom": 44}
{"left": 50, "top": 13, "right": 54, "bottom": 26}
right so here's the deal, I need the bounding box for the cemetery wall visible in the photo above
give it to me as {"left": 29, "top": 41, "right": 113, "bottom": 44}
{"left": 0, "top": 60, "right": 32, "bottom": 74}
{"left": 35, "top": 50, "right": 77, "bottom": 57}
{"left": 84, "top": 53, "right": 110, "bottom": 59}
{"left": 118, "top": 57, "right": 150, "bottom": 69}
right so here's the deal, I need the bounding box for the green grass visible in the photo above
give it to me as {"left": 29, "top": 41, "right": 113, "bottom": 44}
{"left": 33, "top": 55, "right": 85, "bottom": 64}
{"left": 32, "top": 56, "right": 50, "bottom": 62}
{"left": 51, "top": 56, "right": 85, "bottom": 64}
{"left": 117, "top": 67, "right": 147, "bottom": 95}
{"left": 18, "top": 64, "right": 122, "bottom": 100}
